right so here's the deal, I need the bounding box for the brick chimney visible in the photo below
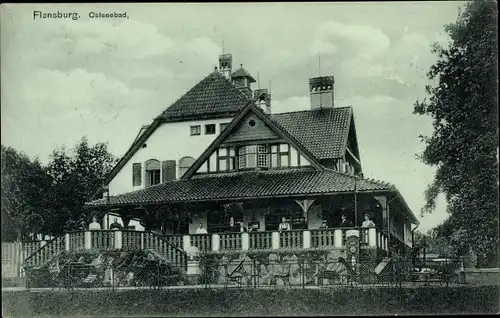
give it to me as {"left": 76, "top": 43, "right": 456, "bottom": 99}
{"left": 253, "top": 89, "right": 271, "bottom": 114}
{"left": 309, "top": 76, "right": 335, "bottom": 109}
{"left": 219, "top": 54, "right": 233, "bottom": 80}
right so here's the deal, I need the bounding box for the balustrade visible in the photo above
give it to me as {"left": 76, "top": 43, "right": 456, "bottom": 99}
{"left": 219, "top": 233, "right": 242, "bottom": 251}
{"left": 279, "top": 230, "right": 303, "bottom": 249}
{"left": 310, "top": 229, "right": 335, "bottom": 248}
{"left": 90, "top": 230, "right": 114, "bottom": 249}
{"left": 69, "top": 232, "right": 85, "bottom": 250}
{"left": 24, "top": 241, "right": 42, "bottom": 258}
{"left": 143, "top": 232, "right": 186, "bottom": 267}
{"left": 163, "top": 235, "right": 183, "bottom": 249}
{"left": 190, "top": 234, "right": 212, "bottom": 251}
{"left": 24, "top": 236, "right": 64, "bottom": 268}
{"left": 249, "top": 231, "right": 272, "bottom": 250}
{"left": 42, "top": 227, "right": 386, "bottom": 257}
{"left": 121, "top": 230, "right": 142, "bottom": 250}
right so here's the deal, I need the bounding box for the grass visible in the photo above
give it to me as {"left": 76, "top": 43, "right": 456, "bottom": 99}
{"left": 2, "top": 285, "right": 498, "bottom": 317}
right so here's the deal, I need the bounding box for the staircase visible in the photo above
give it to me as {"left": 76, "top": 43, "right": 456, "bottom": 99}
{"left": 22, "top": 230, "right": 187, "bottom": 272}
{"left": 23, "top": 236, "right": 65, "bottom": 269}
{"left": 143, "top": 232, "right": 187, "bottom": 270}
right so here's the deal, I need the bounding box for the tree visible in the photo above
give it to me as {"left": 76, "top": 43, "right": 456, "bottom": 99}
{"left": 46, "top": 137, "right": 117, "bottom": 234}
{"left": 1, "top": 145, "right": 53, "bottom": 241}
{"left": 413, "top": 0, "right": 498, "bottom": 267}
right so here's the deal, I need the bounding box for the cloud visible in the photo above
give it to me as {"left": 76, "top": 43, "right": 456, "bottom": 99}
{"left": 1, "top": 67, "right": 162, "bottom": 162}
{"left": 271, "top": 96, "right": 309, "bottom": 114}
{"left": 311, "top": 20, "right": 391, "bottom": 59}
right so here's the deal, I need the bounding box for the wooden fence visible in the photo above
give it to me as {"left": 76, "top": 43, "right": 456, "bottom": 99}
{"left": 2, "top": 241, "right": 43, "bottom": 277}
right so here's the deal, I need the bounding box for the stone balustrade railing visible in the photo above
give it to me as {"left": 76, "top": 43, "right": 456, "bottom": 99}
{"left": 178, "top": 227, "right": 388, "bottom": 253}
{"left": 24, "top": 227, "right": 388, "bottom": 268}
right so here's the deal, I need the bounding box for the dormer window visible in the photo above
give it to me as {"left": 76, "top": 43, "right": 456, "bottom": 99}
{"left": 279, "top": 144, "right": 290, "bottom": 167}
{"left": 216, "top": 147, "right": 235, "bottom": 172}
{"left": 238, "top": 145, "right": 268, "bottom": 169}
{"left": 270, "top": 144, "right": 289, "bottom": 168}
{"left": 257, "top": 145, "right": 268, "bottom": 167}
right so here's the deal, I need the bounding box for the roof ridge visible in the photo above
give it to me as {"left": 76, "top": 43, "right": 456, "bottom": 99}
{"left": 159, "top": 71, "right": 250, "bottom": 120}
{"left": 271, "top": 106, "right": 352, "bottom": 116}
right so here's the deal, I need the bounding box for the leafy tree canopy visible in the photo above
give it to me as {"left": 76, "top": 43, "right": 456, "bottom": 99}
{"left": 1, "top": 137, "right": 116, "bottom": 240}
{"left": 413, "top": 0, "right": 498, "bottom": 267}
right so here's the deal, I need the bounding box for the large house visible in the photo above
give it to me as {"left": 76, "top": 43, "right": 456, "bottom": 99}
{"left": 22, "top": 54, "right": 420, "bottom": 287}
{"left": 84, "top": 53, "right": 418, "bottom": 257}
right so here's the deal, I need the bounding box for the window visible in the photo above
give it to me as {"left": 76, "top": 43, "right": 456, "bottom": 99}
{"left": 279, "top": 144, "right": 290, "bottom": 167}
{"left": 179, "top": 156, "right": 195, "bottom": 177}
{"left": 257, "top": 145, "right": 268, "bottom": 167}
{"left": 270, "top": 145, "right": 279, "bottom": 167}
{"left": 218, "top": 148, "right": 227, "bottom": 171}
{"left": 269, "top": 144, "right": 290, "bottom": 168}
{"left": 190, "top": 125, "right": 201, "bottom": 136}
{"left": 205, "top": 124, "right": 216, "bottom": 135}
{"left": 239, "top": 145, "right": 256, "bottom": 169}
{"left": 220, "top": 122, "right": 230, "bottom": 132}
{"left": 145, "top": 159, "right": 161, "bottom": 186}
{"left": 229, "top": 148, "right": 235, "bottom": 170}
{"left": 238, "top": 145, "right": 268, "bottom": 169}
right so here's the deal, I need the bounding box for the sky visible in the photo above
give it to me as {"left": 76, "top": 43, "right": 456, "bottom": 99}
{"left": 1, "top": 2, "right": 465, "bottom": 233}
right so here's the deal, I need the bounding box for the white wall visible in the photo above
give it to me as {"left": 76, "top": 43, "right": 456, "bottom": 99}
{"left": 109, "top": 117, "right": 233, "bottom": 196}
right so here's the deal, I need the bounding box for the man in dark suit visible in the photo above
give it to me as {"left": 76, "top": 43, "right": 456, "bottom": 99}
{"left": 339, "top": 214, "right": 353, "bottom": 227}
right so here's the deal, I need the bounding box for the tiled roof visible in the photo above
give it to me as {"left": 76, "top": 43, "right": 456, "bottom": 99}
{"left": 158, "top": 71, "right": 250, "bottom": 120}
{"left": 86, "top": 168, "right": 394, "bottom": 207}
{"left": 271, "top": 107, "right": 352, "bottom": 160}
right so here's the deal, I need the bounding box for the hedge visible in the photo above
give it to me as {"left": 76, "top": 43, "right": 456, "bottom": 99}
{"left": 2, "top": 286, "right": 498, "bottom": 317}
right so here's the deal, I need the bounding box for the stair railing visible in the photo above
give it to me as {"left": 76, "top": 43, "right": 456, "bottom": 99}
{"left": 23, "top": 235, "right": 65, "bottom": 268}
{"left": 143, "top": 231, "right": 187, "bottom": 270}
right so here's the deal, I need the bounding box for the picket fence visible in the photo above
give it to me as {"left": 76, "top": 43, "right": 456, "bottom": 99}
{"left": 2, "top": 241, "right": 44, "bottom": 277}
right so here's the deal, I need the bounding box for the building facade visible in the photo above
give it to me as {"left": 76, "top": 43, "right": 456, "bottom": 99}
{"left": 86, "top": 53, "right": 418, "bottom": 259}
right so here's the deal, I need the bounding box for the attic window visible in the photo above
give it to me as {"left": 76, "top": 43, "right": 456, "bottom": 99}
{"left": 190, "top": 125, "right": 201, "bottom": 136}
{"left": 248, "top": 119, "right": 256, "bottom": 128}
{"left": 220, "top": 122, "right": 230, "bottom": 132}
{"left": 205, "top": 124, "right": 216, "bottom": 135}
{"left": 238, "top": 145, "right": 268, "bottom": 169}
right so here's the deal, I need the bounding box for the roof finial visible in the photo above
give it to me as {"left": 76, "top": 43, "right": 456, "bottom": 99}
{"left": 240, "top": 63, "right": 243, "bottom": 68}
{"left": 222, "top": 35, "right": 225, "bottom": 54}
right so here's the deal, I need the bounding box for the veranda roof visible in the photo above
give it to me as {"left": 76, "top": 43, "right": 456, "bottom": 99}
{"left": 86, "top": 168, "right": 395, "bottom": 207}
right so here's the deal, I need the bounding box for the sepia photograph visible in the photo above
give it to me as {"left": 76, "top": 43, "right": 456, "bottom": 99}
{"left": 1, "top": 2, "right": 498, "bottom": 317}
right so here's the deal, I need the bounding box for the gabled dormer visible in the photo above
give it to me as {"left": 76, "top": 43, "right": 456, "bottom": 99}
{"left": 182, "top": 103, "right": 323, "bottom": 179}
